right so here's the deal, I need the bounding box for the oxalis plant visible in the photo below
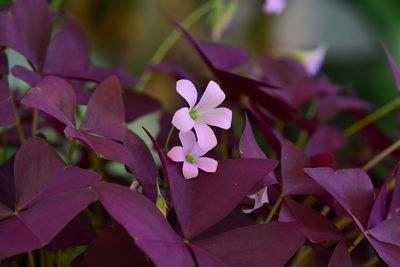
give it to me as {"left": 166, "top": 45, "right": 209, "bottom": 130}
{"left": 0, "top": 0, "right": 400, "bottom": 266}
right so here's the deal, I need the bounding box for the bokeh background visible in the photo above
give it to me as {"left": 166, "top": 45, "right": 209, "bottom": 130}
{"left": 3, "top": 0, "right": 400, "bottom": 136}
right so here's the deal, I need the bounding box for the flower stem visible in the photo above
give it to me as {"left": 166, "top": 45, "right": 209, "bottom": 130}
{"left": 296, "top": 100, "right": 317, "bottom": 148}
{"left": 265, "top": 194, "right": 285, "bottom": 223}
{"left": 362, "top": 138, "right": 400, "bottom": 171}
{"left": 138, "top": 1, "right": 213, "bottom": 91}
{"left": 10, "top": 95, "right": 25, "bottom": 144}
{"left": 344, "top": 96, "right": 400, "bottom": 137}
{"left": 164, "top": 126, "right": 175, "bottom": 151}
{"left": 28, "top": 251, "right": 36, "bottom": 267}
{"left": 31, "top": 108, "right": 39, "bottom": 136}
{"left": 348, "top": 233, "right": 364, "bottom": 253}
{"left": 66, "top": 139, "right": 77, "bottom": 166}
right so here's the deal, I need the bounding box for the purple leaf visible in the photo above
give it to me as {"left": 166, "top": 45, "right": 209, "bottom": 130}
{"left": 14, "top": 137, "right": 65, "bottom": 209}
{"left": 239, "top": 114, "right": 267, "bottom": 159}
{"left": 281, "top": 140, "right": 322, "bottom": 195}
{"left": 383, "top": 44, "right": 400, "bottom": 90}
{"left": 0, "top": 155, "right": 15, "bottom": 208}
{"left": 317, "top": 95, "right": 372, "bottom": 122}
{"left": 327, "top": 244, "right": 352, "bottom": 267}
{"left": 0, "top": 216, "right": 41, "bottom": 260}
{"left": 64, "top": 126, "right": 133, "bottom": 167}
{"left": 197, "top": 41, "right": 249, "bottom": 71}
{"left": 17, "top": 189, "right": 97, "bottom": 245}
{"left": 369, "top": 216, "right": 400, "bottom": 247}
{"left": 0, "top": 202, "right": 12, "bottom": 220}
{"left": 26, "top": 166, "right": 100, "bottom": 207}
{"left": 191, "top": 246, "right": 229, "bottom": 267}
{"left": 193, "top": 222, "right": 305, "bottom": 267}
{"left": 93, "top": 182, "right": 195, "bottom": 266}
{"left": 81, "top": 76, "right": 127, "bottom": 141}
{"left": 124, "top": 130, "right": 158, "bottom": 201}
{"left": 304, "top": 126, "right": 347, "bottom": 156}
{"left": 0, "top": 79, "right": 15, "bottom": 126}
{"left": 283, "top": 198, "right": 347, "bottom": 243}
{"left": 166, "top": 158, "right": 278, "bottom": 239}
{"left": 366, "top": 235, "right": 400, "bottom": 267}
{"left": 0, "top": 0, "right": 52, "bottom": 71}
{"left": 389, "top": 167, "right": 400, "bottom": 218}
{"left": 88, "top": 66, "right": 138, "bottom": 86}
{"left": 21, "top": 76, "right": 77, "bottom": 126}
{"left": 45, "top": 212, "right": 96, "bottom": 250}
{"left": 11, "top": 65, "right": 41, "bottom": 87}
{"left": 304, "top": 167, "right": 374, "bottom": 228}
{"left": 44, "top": 15, "right": 90, "bottom": 74}
{"left": 123, "top": 90, "right": 161, "bottom": 122}
{"left": 80, "top": 226, "right": 153, "bottom": 267}
{"left": 145, "top": 62, "right": 194, "bottom": 80}
{"left": 367, "top": 168, "right": 395, "bottom": 229}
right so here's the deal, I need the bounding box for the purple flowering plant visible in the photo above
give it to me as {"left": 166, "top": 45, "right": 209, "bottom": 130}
{"left": 0, "top": 0, "right": 400, "bottom": 266}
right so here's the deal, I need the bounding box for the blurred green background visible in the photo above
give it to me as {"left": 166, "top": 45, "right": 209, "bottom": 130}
{"left": 3, "top": 0, "right": 400, "bottom": 136}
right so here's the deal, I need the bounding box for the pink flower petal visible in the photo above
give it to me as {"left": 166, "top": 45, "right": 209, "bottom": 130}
{"left": 263, "top": 0, "right": 286, "bottom": 14}
{"left": 167, "top": 146, "right": 185, "bottom": 162}
{"left": 194, "top": 123, "right": 217, "bottom": 151}
{"left": 172, "top": 107, "right": 195, "bottom": 132}
{"left": 179, "top": 131, "right": 197, "bottom": 153}
{"left": 199, "top": 107, "right": 232, "bottom": 129}
{"left": 195, "top": 81, "right": 225, "bottom": 111}
{"left": 183, "top": 162, "right": 199, "bottom": 179}
{"left": 176, "top": 79, "right": 198, "bottom": 108}
{"left": 191, "top": 144, "right": 207, "bottom": 157}
{"left": 196, "top": 157, "right": 218, "bottom": 173}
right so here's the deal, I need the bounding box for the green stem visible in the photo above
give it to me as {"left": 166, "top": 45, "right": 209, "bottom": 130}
{"left": 32, "top": 108, "right": 39, "bottom": 136}
{"left": 1, "top": 129, "right": 7, "bottom": 162}
{"left": 344, "top": 96, "right": 400, "bottom": 137}
{"left": 67, "top": 139, "right": 77, "bottom": 166}
{"left": 296, "top": 100, "right": 317, "bottom": 148}
{"left": 138, "top": 1, "right": 213, "bottom": 91}
{"left": 265, "top": 194, "right": 285, "bottom": 223}
{"left": 362, "top": 138, "right": 400, "bottom": 171}
{"left": 348, "top": 233, "right": 364, "bottom": 253}
{"left": 10, "top": 95, "right": 26, "bottom": 144}
{"left": 164, "top": 126, "right": 175, "bottom": 151}
{"left": 28, "top": 251, "right": 36, "bottom": 267}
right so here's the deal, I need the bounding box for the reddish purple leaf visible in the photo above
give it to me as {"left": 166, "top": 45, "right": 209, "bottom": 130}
{"left": 0, "top": 216, "right": 41, "bottom": 260}
{"left": 197, "top": 41, "right": 249, "bottom": 71}
{"left": 0, "top": 79, "right": 15, "bottom": 126}
{"left": 317, "top": 95, "right": 372, "bottom": 122}
{"left": 14, "top": 137, "right": 65, "bottom": 209}
{"left": 389, "top": 168, "right": 400, "bottom": 218}
{"left": 81, "top": 226, "right": 153, "bottom": 267}
{"left": 17, "top": 189, "right": 97, "bottom": 244}
{"left": 281, "top": 140, "right": 322, "bottom": 195}
{"left": 64, "top": 126, "right": 133, "bottom": 167}
{"left": 369, "top": 216, "right": 400, "bottom": 247}
{"left": 166, "top": 158, "right": 278, "bottom": 239}
{"left": 21, "top": 76, "right": 77, "bottom": 126}
{"left": 26, "top": 166, "right": 100, "bottom": 207}
{"left": 304, "top": 126, "right": 347, "bottom": 156}
{"left": 0, "top": 0, "right": 51, "bottom": 71}
{"left": 124, "top": 130, "right": 158, "bottom": 201}
{"left": 81, "top": 76, "right": 127, "bottom": 141}
{"left": 0, "top": 202, "right": 12, "bottom": 220}
{"left": 45, "top": 212, "right": 96, "bottom": 250}
{"left": 239, "top": 114, "right": 267, "bottom": 159}
{"left": 383, "top": 44, "right": 400, "bottom": 90}
{"left": 123, "top": 90, "right": 161, "bottom": 122}
{"left": 283, "top": 198, "right": 346, "bottom": 243}
{"left": 304, "top": 167, "right": 374, "bottom": 227}
{"left": 327, "top": 244, "right": 352, "bottom": 267}
{"left": 366, "top": 235, "right": 400, "bottom": 267}
{"left": 11, "top": 65, "right": 41, "bottom": 87}
{"left": 190, "top": 246, "right": 229, "bottom": 267}
{"left": 93, "top": 182, "right": 195, "bottom": 266}
{"left": 44, "top": 16, "right": 90, "bottom": 74}
{"left": 193, "top": 222, "right": 305, "bottom": 267}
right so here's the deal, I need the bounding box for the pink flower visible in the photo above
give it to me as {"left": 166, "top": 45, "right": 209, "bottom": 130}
{"left": 263, "top": 0, "right": 286, "bottom": 14}
{"left": 172, "top": 79, "right": 232, "bottom": 151}
{"left": 167, "top": 131, "right": 218, "bottom": 179}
